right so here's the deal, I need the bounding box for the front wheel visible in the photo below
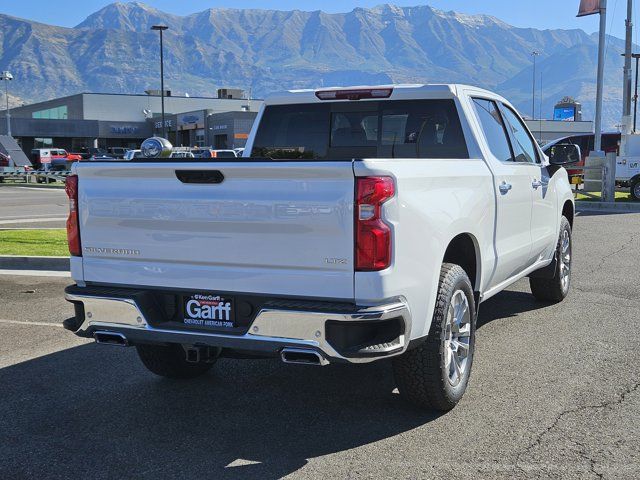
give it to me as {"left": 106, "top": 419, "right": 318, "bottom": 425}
{"left": 630, "top": 178, "right": 640, "bottom": 201}
{"left": 529, "top": 216, "right": 572, "bottom": 302}
{"left": 393, "top": 263, "right": 476, "bottom": 411}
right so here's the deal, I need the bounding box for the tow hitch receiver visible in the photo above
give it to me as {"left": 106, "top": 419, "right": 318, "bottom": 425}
{"left": 184, "top": 346, "right": 220, "bottom": 363}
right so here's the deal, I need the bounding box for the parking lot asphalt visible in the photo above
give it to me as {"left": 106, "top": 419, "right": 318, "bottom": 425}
{"left": 0, "top": 185, "right": 67, "bottom": 229}
{"left": 0, "top": 211, "right": 638, "bottom": 479}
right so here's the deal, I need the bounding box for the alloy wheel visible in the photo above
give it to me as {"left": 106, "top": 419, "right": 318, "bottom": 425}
{"left": 443, "top": 290, "right": 471, "bottom": 387}
{"left": 560, "top": 228, "right": 571, "bottom": 292}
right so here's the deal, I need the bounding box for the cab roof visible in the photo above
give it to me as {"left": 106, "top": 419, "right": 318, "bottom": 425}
{"left": 264, "top": 84, "right": 505, "bottom": 106}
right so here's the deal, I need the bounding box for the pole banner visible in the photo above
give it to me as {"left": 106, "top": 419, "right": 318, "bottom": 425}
{"left": 577, "top": 0, "right": 601, "bottom": 17}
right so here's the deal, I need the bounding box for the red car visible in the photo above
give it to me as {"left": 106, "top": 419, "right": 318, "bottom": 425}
{"left": 52, "top": 149, "right": 82, "bottom": 162}
{"left": 31, "top": 148, "right": 82, "bottom": 170}
{"left": 542, "top": 133, "right": 620, "bottom": 177}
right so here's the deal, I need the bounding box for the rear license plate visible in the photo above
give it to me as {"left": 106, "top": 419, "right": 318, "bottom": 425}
{"left": 182, "top": 293, "right": 234, "bottom": 329}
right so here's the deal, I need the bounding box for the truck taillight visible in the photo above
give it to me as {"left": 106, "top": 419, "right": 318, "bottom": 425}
{"left": 355, "top": 176, "right": 394, "bottom": 271}
{"left": 65, "top": 175, "right": 81, "bottom": 256}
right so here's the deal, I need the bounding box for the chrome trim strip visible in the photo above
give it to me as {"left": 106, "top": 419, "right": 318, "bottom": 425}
{"left": 64, "top": 292, "right": 411, "bottom": 363}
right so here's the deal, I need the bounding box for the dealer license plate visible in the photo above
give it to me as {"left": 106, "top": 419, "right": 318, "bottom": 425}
{"left": 182, "top": 293, "right": 235, "bottom": 329}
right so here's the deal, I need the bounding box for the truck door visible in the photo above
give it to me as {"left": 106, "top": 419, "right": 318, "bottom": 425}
{"left": 470, "top": 98, "right": 533, "bottom": 287}
{"left": 500, "top": 105, "right": 557, "bottom": 263}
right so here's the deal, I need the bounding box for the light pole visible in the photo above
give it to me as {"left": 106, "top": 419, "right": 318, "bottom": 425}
{"left": 1, "top": 71, "right": 13, "bottom": 137}
{"left": 531, "top": 51, "right": 540, "bottom": 120}
{"left": 622, "top": 0, "right": 633, "bottom": 129}
{"left": 621, "top": 52, "right": 640, "bottom": 132}
{"left": 151, "top": 25, "right": 169, "bottom": 139}
{"left": 632, "top": 53, "right": 640, "bottom": 132}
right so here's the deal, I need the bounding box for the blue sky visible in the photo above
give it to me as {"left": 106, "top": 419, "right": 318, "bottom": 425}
{"left": 0, "top": 1, "right": 631, "bottom": 39}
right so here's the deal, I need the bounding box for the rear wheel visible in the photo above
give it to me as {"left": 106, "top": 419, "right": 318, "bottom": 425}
{"left": 529, "top": 216, "right": 572, "bottom": 302}
{"left": 393, "top": 263, "right": 476, "bottom": 411}
{"left": 136, "top": 343, "right": 219, "bottom": 379}
{"left": 631, "top": 178, "right": 640, "bottom": 201}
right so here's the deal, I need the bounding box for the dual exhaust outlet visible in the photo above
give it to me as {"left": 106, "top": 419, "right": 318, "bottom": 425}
{"left": 280, "top": 348, "right": 329, "bottom": 366}
{"left": 93, "top": 331, "right": 329, "bottom": 366}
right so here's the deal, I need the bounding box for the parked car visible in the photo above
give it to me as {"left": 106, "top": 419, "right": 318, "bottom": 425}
{"left": 169, "top": 151, "right": 195, "bottom": 159}
{"left": 542, "top": 132, "right": 620, "bottom": 177}
{"left": 192, "top": 149, "right": 237, "bottom": 158}
{"left": 107, "top": 147, "right": 128, "bottom": 159}
{"left": 0, "top": 151, "right": 10, "bottom": 167}
{"left": 124, "top": 149, "right": 144, "bottom": 161}
{"left": 78, "top": 147, "right": 109, "bottom": 160}
{"left": 30, "top": 148, "right": 81, "bottom": 171}
{"left": 63, "top": 84, "right": 575, "bottom": 412}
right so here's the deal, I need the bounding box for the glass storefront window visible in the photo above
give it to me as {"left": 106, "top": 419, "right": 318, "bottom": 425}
{"left": 195, "top": 129, "right": 205, "bottom": 147}
{"left": 33, "top": 106, "right": 68, "bottom": 120}
{"left": 34, "top": 138, "right": 54, "bottom": 148}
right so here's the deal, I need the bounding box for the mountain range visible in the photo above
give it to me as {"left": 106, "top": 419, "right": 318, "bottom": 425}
{"left": 0, "top": 2, "right": 630, "bottom": 128}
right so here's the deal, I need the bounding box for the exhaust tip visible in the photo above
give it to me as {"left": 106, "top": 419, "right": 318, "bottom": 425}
{"left": 94, "top": 331, "right": 128, "bottom": 347}
{"left": 281, "top": 348, "right": 328, "bottom": 366}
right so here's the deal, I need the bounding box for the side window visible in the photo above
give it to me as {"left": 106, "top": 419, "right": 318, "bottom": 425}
{"left": 471, "top": 98, "right": 513, "bottom": 162}
{"left": 501, "top": 106, "right": 540, "bottom": 164}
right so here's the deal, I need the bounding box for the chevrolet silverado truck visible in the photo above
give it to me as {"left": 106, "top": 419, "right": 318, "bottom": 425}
{"left": 63, "top": 84, "right": 577, "bottom": 411}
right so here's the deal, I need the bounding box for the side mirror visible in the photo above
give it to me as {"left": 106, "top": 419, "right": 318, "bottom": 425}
{"left": 548, "top": 143, "right": 581, "bottom": 166}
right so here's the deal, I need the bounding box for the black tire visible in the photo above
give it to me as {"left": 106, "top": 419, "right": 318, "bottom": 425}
{"left": 136, "top": 343, "right": 218, "bottom": 379}
{"left": 631, "top": 178, "right": 640, "bottom": 201}
{"left": 393, "top": 263, "right": 476, "bottom": 411}
{"left": 529, "top": 216, "right": 572, "bottom": 303}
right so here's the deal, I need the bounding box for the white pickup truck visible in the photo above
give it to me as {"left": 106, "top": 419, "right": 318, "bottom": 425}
{"left": 64, "top": 84, "right": 577, "bottom": 411}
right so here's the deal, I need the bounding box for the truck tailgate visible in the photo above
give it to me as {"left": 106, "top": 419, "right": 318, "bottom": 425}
{"left": 76, "top": 161, "right": 355, "bottom": 299}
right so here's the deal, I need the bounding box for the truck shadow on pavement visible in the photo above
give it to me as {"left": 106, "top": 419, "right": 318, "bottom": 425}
{"left": 477, "top": 290, "right": 548, "bottom": 328}
{"left": 0, "top": 287, "right": 547, "bottom": 479}
{"left": 0, "top": 342, "right": 439, "bottom": 479}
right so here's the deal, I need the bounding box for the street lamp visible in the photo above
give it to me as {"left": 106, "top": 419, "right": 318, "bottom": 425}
{"left": 1, "top": 71, "right": 13, "bottom": 137}
{"left": 531, "top": 51, "right": 540, "bottom": 120}
{"left": 151, "top": 25, "right": 169, "bottom": 139}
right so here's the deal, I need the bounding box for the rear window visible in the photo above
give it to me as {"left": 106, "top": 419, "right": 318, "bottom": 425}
{"left": 251, "top": 100, "right": 468, "bottom": 159}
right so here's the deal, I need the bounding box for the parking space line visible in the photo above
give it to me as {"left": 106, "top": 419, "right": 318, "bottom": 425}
{"left": 0, "top": 319, "right": 63, "bottom": 328}
{"left": 0, "top": 217, "right": 67, "bottom": 225}
{"left": 0, "top": 270, "right": 70, "bottom": 277}
{"left": 12, "top": 187, "right": 66, "bottom": 192}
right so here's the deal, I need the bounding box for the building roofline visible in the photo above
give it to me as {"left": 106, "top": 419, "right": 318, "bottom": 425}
{"left": 78, "top": 92, "right": 263, "bottom": 101}
{"left": 12, "top": 92, "right": 263, "bottom": 111}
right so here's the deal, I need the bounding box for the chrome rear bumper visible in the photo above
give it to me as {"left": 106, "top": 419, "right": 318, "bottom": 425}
{"left": 64, "top": 287, "right": 411, "bottom": 364}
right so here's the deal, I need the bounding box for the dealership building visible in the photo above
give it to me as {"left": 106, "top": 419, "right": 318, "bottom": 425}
{"left": 0, "top": 89, "right": 262, "bottom": 154}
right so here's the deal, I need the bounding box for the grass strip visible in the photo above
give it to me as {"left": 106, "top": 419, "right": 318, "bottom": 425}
{"left": 0, "top": 229, "right": 69, "bottom": 256}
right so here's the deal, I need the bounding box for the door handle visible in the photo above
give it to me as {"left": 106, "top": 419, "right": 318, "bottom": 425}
{"left": 531, "top": 179, "right": 543, "bottom": 190}
{"left": 499, "top": 182, "right": 512, "bottom": 194}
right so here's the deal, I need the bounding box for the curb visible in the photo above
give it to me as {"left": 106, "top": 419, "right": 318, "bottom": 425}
{"left": 0, "top": 256, "right": 70, "bottom": 271}
{"left": 576, "top": 201, "right": 640, "bottom": 213}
